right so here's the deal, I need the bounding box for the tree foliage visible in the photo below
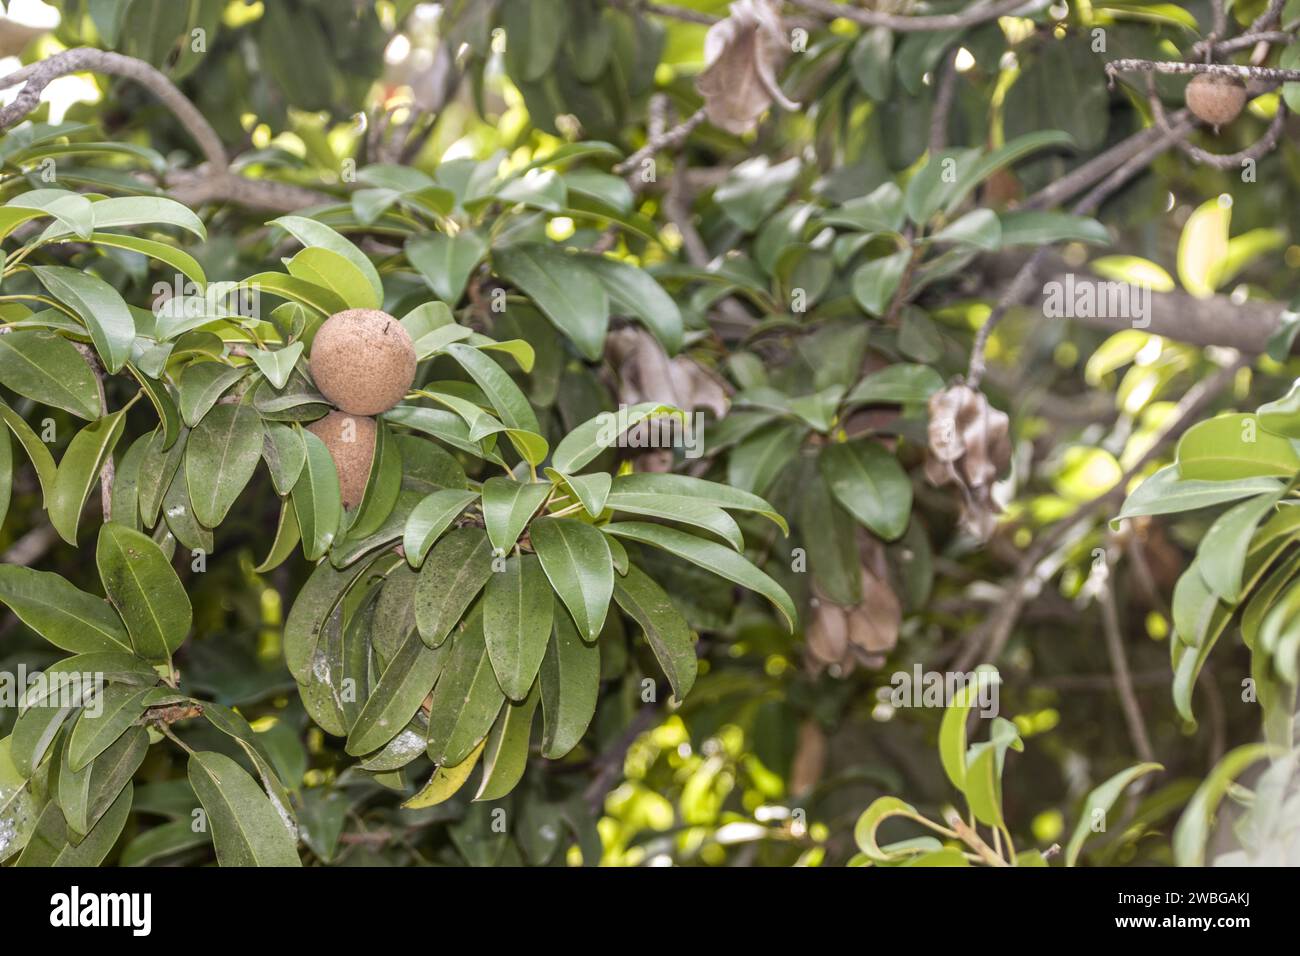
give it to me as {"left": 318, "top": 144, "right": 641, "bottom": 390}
{"left": 1, "top": 0, "right": 1299, "bottom": 868}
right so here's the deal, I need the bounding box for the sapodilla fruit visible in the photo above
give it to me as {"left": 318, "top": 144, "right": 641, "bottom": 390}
{"left": 306, "top": 411, "right": 376, "bottom": 509}
{"left": 1185, "top": 73, "right": 1247, "bottom": 128}
{"left": 309, "top": 308, "right": 416, "bottom": 415}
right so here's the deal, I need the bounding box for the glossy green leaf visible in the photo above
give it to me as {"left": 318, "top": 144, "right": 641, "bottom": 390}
{"left": 96, "top": 523, "right": 192, "bottom": 662}
{"left": 492, "top": 244, "right": 609, "bottom": 361}
{"left": 614, "top": 563, "right": 696, "bottom": 701}
{"left": 481, "top": 476, "right": 550, "bottom": 554}
{"left": 1176, "top": 414, "right": 1300, "bottom": 480}
{"left": 0, "top": 565, "right": 130, "bottom": 654}
{"left": 402, "top": 488, "right": 479, "bottom": 567}
{"left": 292, "top": 428, "right": 342, "bottom": 561}
{"left": 1064, "top": 762, "right": 1163, "bottom": 866}
{"left": 49, "top": 409, "right": 126, "bottom": 544}
{"left": 484, "top": 555, "right": 554, "bottom": 700}
{"left": 538, "top": 611, "right": 600, "bottom": 759}
{"left": 187, "top": 751, "right": 301, "bottom": 867}
{"left": 414, "top": 527, "right": 495, "bottom": 647}
{"left": 531, "top": 516, "right": 614, "bottom": 641}
{"left": 819, "top": 440, "right": 912, "bottom": 541}
{"left": 426, "top": 609, "right": 506, "bottom": 766}
{"left": 603, "top": 522, "right": 796, "bottom": 631}
{"left": 185, "top": 402, "right": 262, "bottom": 528}
{"left": 0, "top": 330, "right": 100, "bottom": 419}
{"left": 31, "top": 266, "right": 135, "bottom": 373}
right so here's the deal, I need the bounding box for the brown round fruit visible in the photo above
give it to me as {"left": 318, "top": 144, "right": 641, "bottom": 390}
{"left": 1185, "top": 73, "right": 1247, "bottom": 128}
{"left": 306, "top": 411, "right": 376, "bottom": 509}
{"left": 309, "top": 308, "right": 416, "bottom": 415}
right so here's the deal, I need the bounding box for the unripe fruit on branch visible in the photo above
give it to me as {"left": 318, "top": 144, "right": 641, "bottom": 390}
{"left": 306, "top": 411, "right": 376, "bottom": 509}
{"left": 309, "top": 308, "right": 416, "bottom": 415}
{"left": 1185, "top": 73, "right": 1247, "bottom": 129}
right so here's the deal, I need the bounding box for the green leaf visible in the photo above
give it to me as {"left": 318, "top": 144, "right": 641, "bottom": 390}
{"left": 186, "top": 402, "right": 263, "bottom": 528}
{"left": 178, "top": 362, "right": 246, "bottom": 428}
{"left": 66, "top": 685, "right": 151, "bottom": 773}
{"left": 484, "top": 554, "right": 554, "bottom": 700}
{"left": 930, "top": 208, "right": 1001, "bottom": 250}
{"left": 243, "top": 272, "right": 348, "bottom": 317}
{"left": 49, "top": 409, "right": 127, "bottom": 544}
{"left": 605, "top": 491, "right": 743, "bottom": 550}
{"left": 272, "top": 216, "right": 384, "bottom": 306}
{"left": 614, "top": 564, "right": 696, "bottom": 701}
{"left": 0, "top": 398, "right": 56, "bottom": 505}
{"left": 481, "top": 476, "right": 550, "bottom": 554}
{"left": 853, "top": 796, "right": 924, "bottom": 862}
{"left": 845, "top": 364, "right": 944, "bottom": 406}
{"left": 402, "top": 488, "right": 479, "bottom": 567}
{"left": 44, "top": 195, "right": 206, "bottom": 242}
{"left": 1172, "top": 744, "right": 1276, "bottom": 867}
{"left": 283, "top": 557, "right": 376, "bottom": 683}
{"left": 96, "top": 523, "right": 191, "bottom": 662}
{"left": 1257, "top": 380, "right": 1300, "bottom": 438}
{"left": 444, "top": 342, "right": 539, "bottom": 429}
{"left": 346, "top": 626, "right": 451, "bottom": 756}
{"left": 602, "top": 522, "right": 797, "bottom": 631}
{"left": 248, "top": 342, "right": 304, "bottom": 391}
{"left": 0, "top": 737, "right": 39, "bottom": 863}
{"left": 0, "top": 565, "right": 131, "bottom": 654}
{"left": 531, "top": 516, "right": 613, "bottom": 642}
{"left": 0, "top": 330, "right": 100, "bottom": 419}
{"left": 852, "top": 250, "right": 910, "bottom": 317}
{"left": 406, "top": 230, "right": 487, "bottom": 304}
{"left": 426, "top": 609, "right": 506, "bottom": 766}
{"left": 581, "top": 255, "right": 684, "bottom": 353}
{"left": 546, "top": 469, "right": 611, "bottom": 517}
{"left": 16, "top": 783, "right": 132, "bottom": 867}
{"left": 31, "top": 265, "right": 135, "bottom": 373}
{"left": 938, "top": 667, "right": 999, "bottom": 792}
{"left": 492, "top": 244, "right": 610, "bottom": 361}
{"left": 415, "top": 527, "right": 495, "bottom": 647}
{"left": 943, "top": 131, "right": 1075, "bottom": 215}
{"left": 1177, "top": 197, "right": 1231, "bottom": 297}
{"left": 996, "top": 210, "right": 1110, "bottom": 246}
{"left": 1176, "top": 414, "right": 1300, "bottom": 480}
{"left": 82, "top": 232, "right": 206, "bottom": 290}
{"left": 539, "top": 611, "right": 600, "bottom": 758}
{"left": 1114, "top": 465, "right": 1283, "bottom": 525}
{"left": 261, "top": 422, "right": 306, "bottom": 496}
{"left": 285, "top": 247, "right": 378, "bottom": 312}
{"left": 1196, "top": 492, "right": 1282, "bottom": 602}
{"left": 551, "top": 402, "right": 683, "bottom": 474}
{"left": 475, "top": 682, "right": 541, "bottom": 801}
{"left": 607, "top": 472, "right": 788, "bottom": 535}
{"left": 293, "top": 428, "right": 342, "bottom": 561}
{"left": 187, "top": 751, "right": 301, "bottom": 867}
{"left": 1064, "top": 762, "right": 1163, "bottom": 866}
{"left": 818, "top": 440, "right": 912, "bottom": 541}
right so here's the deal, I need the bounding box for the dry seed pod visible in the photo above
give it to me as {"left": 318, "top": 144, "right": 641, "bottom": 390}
{"left": 924, "top": 383, "right": 1011, "bottom": 541}
{"left": 309, "top": 308, "right": 416, "bottom": 415}
{"left": 1185, "top": 73, "right": 1247, "bottom": 129}
{"left": 695, "top": 0, "right": 799, "bottom": 135}
{"left": 306, "top": 411, "right": 376, "bottom": 509}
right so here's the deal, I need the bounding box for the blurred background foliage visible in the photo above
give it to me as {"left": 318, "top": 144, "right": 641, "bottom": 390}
{"left": 1, "top": 0, "right": 1299, "bottom": 866}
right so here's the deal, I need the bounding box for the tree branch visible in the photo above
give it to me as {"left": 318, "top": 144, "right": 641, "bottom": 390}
{"left": 789, "top": 0, "right": 1049, "bottom": 32}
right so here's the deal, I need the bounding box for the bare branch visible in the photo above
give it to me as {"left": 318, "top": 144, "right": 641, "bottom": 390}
{"left": 789, "top": 0, "right": 1049, "bottom": 32}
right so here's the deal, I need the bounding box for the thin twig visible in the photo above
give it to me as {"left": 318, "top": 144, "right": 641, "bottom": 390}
{"left": 953, "top": 358, "right": 1245, "bottom": 672}
{"left": 789, "top": 0, "right": 1049, "bottom": 32}
{"left": 1097, "top": 565, "right": 1156, "bottom": 764}
{"left": 1107, "top": 58, "right": 1300, "bottom": 82}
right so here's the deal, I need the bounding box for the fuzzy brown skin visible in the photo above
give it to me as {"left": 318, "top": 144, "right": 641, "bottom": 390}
{"left": 1185, "top": 74, "right": 1247, "bottom": 128}
{"left": 306, "top": 411, "right": 376, "bottom": 509}
{"left": 309, "top": 308, "right": 416, "bottom": 415}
